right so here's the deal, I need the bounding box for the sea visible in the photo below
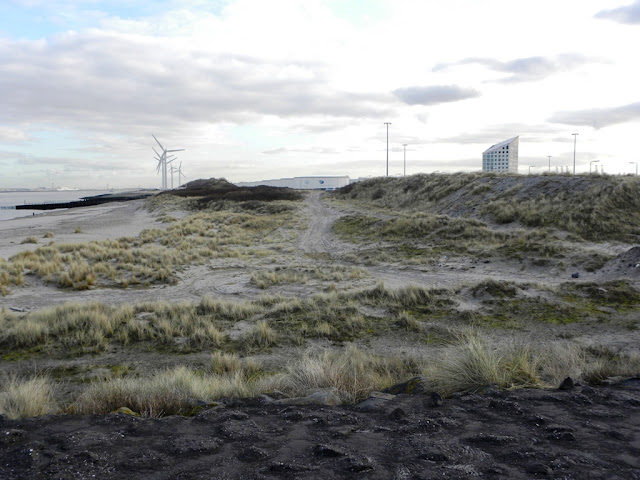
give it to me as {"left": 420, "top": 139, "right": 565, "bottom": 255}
{"left": 0, "top": 190, "right": 117, "bottom": 222}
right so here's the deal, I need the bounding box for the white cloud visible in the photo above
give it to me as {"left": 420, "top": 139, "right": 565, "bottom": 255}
{"left": 0, "top": 127, "right": 29, "bottom": 142}
{"left": 595, "top": 1, "right": 640, "bottom": 24}
{"left": 0, "top": 31, "right": 394, "bottom": 132}
{"left": 1, "top": 0, "right": 639, "bottom": 188}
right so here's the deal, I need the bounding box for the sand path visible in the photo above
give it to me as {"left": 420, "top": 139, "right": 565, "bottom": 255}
{"left": 298, "top": 191, "right": 355, "bottom": 255}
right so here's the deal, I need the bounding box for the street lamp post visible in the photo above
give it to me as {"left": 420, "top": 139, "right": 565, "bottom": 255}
{"left": 548, "top": 155, "right": 552, "bottom": 173}
{"left": 384, "top": 122, "right": 391, "bottom": 177}
{"left": 590, "top": 159, "right": 600, "bottom": 173}
{"left": 403, "top": 144, "right": 408, "bottom": 177}
{"left": 630, "top": 162, "right": 638, "bottom": 176}
{"left": 572, "top": 133, "right": 579, "bottom": 174}
{"left": 529, "top": 166, "right": 534, "bottom": 175}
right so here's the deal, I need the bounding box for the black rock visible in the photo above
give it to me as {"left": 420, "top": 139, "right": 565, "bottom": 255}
{"left": 314, "top": 443, "right": 347, "bottom": 458}
{"left": 547, "top": 430, "right": 576, "bottom": 442}
{"left": 525, "top": 463, "right": 551, "bottom": 475}
{"left": 345, "top": 455, "right": 375, "bottom": 472}
{"left": 558, "top": 377, "right": 575, "bottom": 391}
{"left": 571, "top": 272, "right": 580, "bottom": 278}
{"left": 389, "top": 407, "right": 406, "bottom": 420}
{"left": 417, "top": 451, "right": 448, "bottom": 462}
{"left": 427, "top": 392, "right": 444, "bottom": 407}
{"left": 383, "top": 376, "right": 429, "bottom": 395}
{"left": 237, "top": 446, "right": 268, "bottom": 462}
{"left": 466, "top": 433, "right": 516, "bottom": 446}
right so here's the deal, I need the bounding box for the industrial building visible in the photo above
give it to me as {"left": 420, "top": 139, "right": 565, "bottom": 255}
{"left": 235, "top": 176, "right": 350, "bottom": 190}
{"left": 482, "top": 136, "right": 519, "bottom": 173}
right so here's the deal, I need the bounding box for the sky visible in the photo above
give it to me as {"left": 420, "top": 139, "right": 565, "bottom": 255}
{"left": 1, "top": 0, "right": 639, "bottom": 189}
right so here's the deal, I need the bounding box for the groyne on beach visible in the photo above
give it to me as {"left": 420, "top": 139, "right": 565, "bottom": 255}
{"left": 14, "top": 190, "right": 157, "bottom": 211}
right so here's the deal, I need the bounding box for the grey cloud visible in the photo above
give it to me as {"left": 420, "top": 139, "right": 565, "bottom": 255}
{"left": 0, "top": 31, "right": 394, "bottom": 135}
{"left": 289, "top": 120, "right": 354, "bottom": 134}
{"left": 261, "top": 148, "right": 288, "bottom": 155}
{"left": 262, "top": 146, "right": 339, "bottom": 155}
{"left": 549, "top": 102, "right": 640, "bottom": 129}
{"left": 392, "top": 85, "right": 480, "bottom": 106}
{"left": 595, "top": 1, "right": 640, "bottom": 24}
{"left": 434, "top": 54, "right": 595, "bottom": 83}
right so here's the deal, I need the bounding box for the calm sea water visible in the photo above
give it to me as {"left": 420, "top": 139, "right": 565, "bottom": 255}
{"left": 0, "top": 190, "right": 116, "bottom": 221}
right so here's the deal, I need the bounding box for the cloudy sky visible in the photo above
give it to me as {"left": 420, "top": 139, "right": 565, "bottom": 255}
{"left": 1, "top": 0, "right": 639, "bottom": 189}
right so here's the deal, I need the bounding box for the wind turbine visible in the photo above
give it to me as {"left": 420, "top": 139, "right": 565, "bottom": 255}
{"left": 152, "top": 148, "right": 176, "bottom": 188}
{"left": 169, "top": 164, "right": 179, "bottom": 189}
{"left": 152, "top": 135, "right": 184, "bottom": 190}
{"left": 178, "top": 161, "right": 186, "bottom": 187}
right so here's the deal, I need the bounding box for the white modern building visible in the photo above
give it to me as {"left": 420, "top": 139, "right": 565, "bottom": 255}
{"left": 235, "top": 176, "right": 350, "bottom": 190}
{"left": 482, "top": 136, "right": 519, "bottom": 173}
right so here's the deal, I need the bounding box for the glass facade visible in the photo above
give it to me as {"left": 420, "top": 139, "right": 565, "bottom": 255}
{"left": 482, "top": 137, "right": 518, "bottom": 173}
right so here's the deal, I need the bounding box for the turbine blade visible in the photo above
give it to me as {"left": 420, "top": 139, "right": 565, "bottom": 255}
{"left": 152, "top": 134, "right": 164, "bottom": 150}
{"left": 167, "top": 148, "right": 185, "bottom": 152}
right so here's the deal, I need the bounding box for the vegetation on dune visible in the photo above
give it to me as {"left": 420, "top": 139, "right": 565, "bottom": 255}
{"left": 333, "top": 212, "right": 565, "bottom": 264}
{"left": 0, "top": 196, "right": 298, "bottom": 294}
{"left": 0, "top": 278, "right": 638, "bottom": 417}
{"left": 428, "top": 330, "right": 640, "bottom": 395}
{"left": 333, "top": 173, "right": 640, "bottom": 241}
{"left": 1, "top": 175, "right": 640, "bottom": 419}
{"left": 2, "top": 331, "right": 639, "bottom": 418}
{"left": 157, "top": 177, "right": 303, "bottom": 207}
{"left": 3, "top": 280, "right": 636, "bottom": 358}
{"left": 249, "top": 265, "right": 368, "bottom": 289}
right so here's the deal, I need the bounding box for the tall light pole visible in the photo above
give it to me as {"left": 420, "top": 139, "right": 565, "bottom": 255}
{"left": 630, "top": 161, "right": 638, "bottom": 176}
{"left": 590, "top": 159, "right": 600, "bottom": 173}
{"left": 403, "top": 144, "right": 408, "bottom": 177}
{"left": 384, "top": 122, "right": 391, "bottom": 177}
{"left": 548, "top": 155, "right": 552, "bottom": 173}
{"left": 529, "top": 166, "right": 534, "bottom": 175}
{"left": 572, "top": 133, "right": 579, "bottom": 175}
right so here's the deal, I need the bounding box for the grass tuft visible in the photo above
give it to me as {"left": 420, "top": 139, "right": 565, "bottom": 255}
{"left": 281, "top": 345, "right": 422, "bottom": 403}
{"left": 0, "top": 375, "right": 56, "bottom": 419}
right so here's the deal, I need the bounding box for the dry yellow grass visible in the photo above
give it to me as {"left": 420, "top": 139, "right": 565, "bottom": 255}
{"left": 281, "top": 345, "right": 422, "bottom": 403}
{"left": 0, "top": 205, "right": 296, "bottom": 294}
{"left": 0, "top": 375, "right": 56, "bottom": 419}
{"left": 71, "top": 366, "right": 276, "bottom": 416}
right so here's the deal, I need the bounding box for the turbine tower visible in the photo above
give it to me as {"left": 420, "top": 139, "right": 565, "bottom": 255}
{"left": 152, "top": 135, "right": 184, "bottom": 190}
{"left": 169, "top": 164, "right": 179, "bottom": 189}
{"left": 178, "top": 161, "right": 186, "bottom": 187}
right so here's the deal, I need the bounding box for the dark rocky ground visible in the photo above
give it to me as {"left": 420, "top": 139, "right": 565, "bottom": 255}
{"left": 1, "top": 377, "right": 640, "bottom": 479}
